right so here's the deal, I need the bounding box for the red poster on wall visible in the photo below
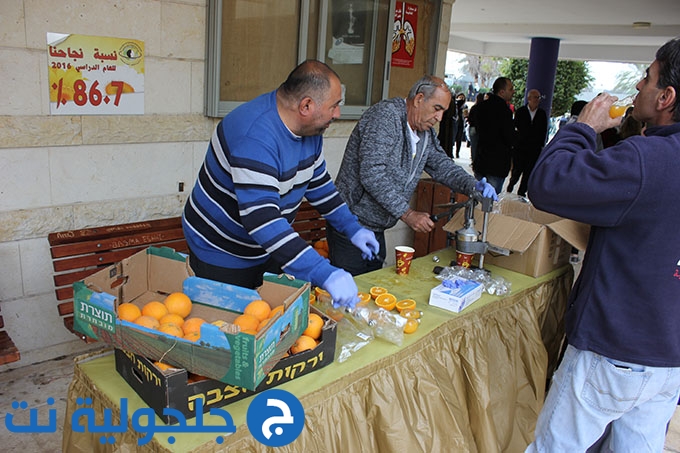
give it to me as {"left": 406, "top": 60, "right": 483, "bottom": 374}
{"left": 391, "top": 2, "right": 417, "bottom": 68}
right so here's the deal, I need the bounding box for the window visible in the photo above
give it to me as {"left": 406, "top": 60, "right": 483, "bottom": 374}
{"left": 205, "top": 0, "right": 394, "bottom": 119}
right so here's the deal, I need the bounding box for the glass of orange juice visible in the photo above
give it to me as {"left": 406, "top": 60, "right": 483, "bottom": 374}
{"left": 609, "top": 95, "right": 634, "bottom": 118}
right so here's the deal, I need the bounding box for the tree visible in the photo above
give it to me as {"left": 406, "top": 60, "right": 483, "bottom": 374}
{"left": 463, "top": 54, "right": 503, "bottom": 90}
{"left": 612, "top": 63, "right": 646, "bottom": 94}
{"left": 500, "top": 58, "right": 593, "bottom": 117}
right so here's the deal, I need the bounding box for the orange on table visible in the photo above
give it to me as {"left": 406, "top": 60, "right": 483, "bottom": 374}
{"left": 182, "top": 317, "right": 206, "bottom": 336}
{"left": 309, "top": 292, "right": 317, "bottom": 305}
{"left": 395, "top": 299, "right": 416, "bottom": 313}
{"left": 313, "top": 239, "right": 329, "bottom": 252}
{"left": 399, "top": 308, "right": 422, "bottom": 319}
{"left": 403, "top": 318, "right": 420, "bottom": 334}
{"left": 163, "top": 292, "right": 192, "bottom": 318}
{"left": 357, "top": 292, "right": 371, "bottom": 306}
{"left": 134, "top": 315, "right": 160, "bottom": 330}
{"left": 303, "top": 313, "right": 324, "bottom": 340}
{"left": 233, "top": 314, "right": 260, "bottom": 332}
{"left": 314, "top": 286, "right": 330, "bottom": 298}
{"left": 244, "top": 299, "right": 271, "bottom": 322}
{"left": 118, "top": 303, "right": 141, "bottom": 322}
{"left": 290, "top": 334, "right": 318, "bottom": 354}
{"left": 369, "top": 286, "right": 388, "bottom": 299}
{"left": 159, "top": 313, "right": 185, "bottom": 327}
{"left": 141, "top": 301, "right": 168, "bottom": 320}
{"left": 158, "top": 322, "right": 183, "bottom": 337}
{"left": 183, "top": 331, "right": 200, "bottom": 342}
{"left": 269, "top": 305, "right": 285, "bottom": 318}
{"left": 374, "top": 293, "right": 397, "bottom": 311}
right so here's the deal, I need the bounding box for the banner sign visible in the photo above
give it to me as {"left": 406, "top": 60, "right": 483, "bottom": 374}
{"left": 391, "top": 2, "right": 417, "bottom": 68}
{"left": 47, "top": 33, "right": 144, "bottom": 115}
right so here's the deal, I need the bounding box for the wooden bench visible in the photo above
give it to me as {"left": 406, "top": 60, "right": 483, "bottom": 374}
{"left": 49, "top": 202, "right": 326, "bottom": 341}
{"left": 0, "top": 305, "right": 20, "bottom": 365}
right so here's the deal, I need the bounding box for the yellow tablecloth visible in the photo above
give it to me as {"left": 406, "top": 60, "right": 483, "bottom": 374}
{"left": 62, "top": 248, "right": 573, "bottom": 452}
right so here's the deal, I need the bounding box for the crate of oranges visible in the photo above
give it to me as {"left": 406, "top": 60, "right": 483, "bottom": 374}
{"left": 73, "top": 246, "right": 311, "bottom": 391}
{"left": 113, "top": 305, "right": 337, "bottom": 424}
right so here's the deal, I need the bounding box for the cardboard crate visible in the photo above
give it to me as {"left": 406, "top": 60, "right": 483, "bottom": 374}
{"left": 114, "top": 307, "right": 336, "bottom": 424}
{"left": 429, "top": 276, "right": 484, "bottom": 313}
{"left": 444, "top": 198, "right": 590, "bottom": 277}
{"left": 73, "top": 246, "right": 310, "bottom": 390}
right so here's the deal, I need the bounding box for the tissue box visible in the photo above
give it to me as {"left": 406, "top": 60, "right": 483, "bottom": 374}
{"left": 428, "top": 277, "right": 484, "bottom": 313}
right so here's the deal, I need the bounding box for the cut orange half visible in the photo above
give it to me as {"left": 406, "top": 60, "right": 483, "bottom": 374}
{"left": 395, "top": 299, "right": 416, "bottom": 313}
{"left": 357, "top": 292, "right": 371, "bottom": 306}
{"left": 369, "top": 286, "right": 388, "bottom": 299}
{"left": 374, "top": 293, "right": 397, "bottom": 311}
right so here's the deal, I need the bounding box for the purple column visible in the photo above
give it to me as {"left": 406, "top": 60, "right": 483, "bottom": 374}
{"left": 526, "top": 37, "right": 560, "bottom": 116}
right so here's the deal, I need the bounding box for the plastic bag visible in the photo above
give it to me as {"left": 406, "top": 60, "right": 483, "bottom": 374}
{"left": 314, "top": 296, "right": 374, "bottom": 363}
{"left": 437, "top": 265, "right": 512, "bottom": 296}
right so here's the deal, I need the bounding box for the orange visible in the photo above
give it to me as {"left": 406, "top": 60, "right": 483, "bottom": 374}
{"left": 244, "top": 299, "right": 271, "bottom": 322}
{"left": 316, "top": 248, "right": 329, "bottom": 258}
{"left": 268, "top": 305, "right": 285, "bottom": 318}
{"left": 163, "top": 292, "right": 193, "bottom": 318}
{"left": 257, "top": 318, "right": 270, "bottom": 332}
{"left": 118, "top": 303, "right": 141, "bottom": 322}
{"left": 400, "top": 308, "right": 422, "bottom": 319}
{"left": 395, "top": 299, "right": 416, "bottom": 313}
{"left": 290, "top": 334, "right": 318, "bottom": 354}
{"left": 374, "top": 293, "right": 397, "bottom": 311}
{"left": 154, "top": 361, "right": 175, "bottom": 372}
{"left": 158, "top": 322, "right": 183, "bottom": 337}
{"left": 302, "top": 313, "right": 324, "bottom": 340}
{"left": 313, "top": 239, "right": 329, "bottom": 252}
{"left": 309, "top": 292, "right": 316, "bottom": 305}
{"left": 403, "top": 318, "right": 420, "bottom": 334}
{"left": 141, "top": 301, "right": 168, "bottom": 320}
{"left": 183, "top": 331, "right": 200, "bottom": 342}
{"left": 357, "top": 292, "right": 371, "bottom": 306}
{"left": 240, "top": 329, "right": 257, "bottom": 335}
{"left": 233, "top": 314, "right": 260, "bottom": 332}
{"left": 369, "top": 286, "right": 388, "bottom": 299}
{"left": 182, "top": 317, "right": 206, "bottom": 336}
{"left": 159, "top": 313, "right": 185, "bottom": 328}
{"left": 134, "top": 315, "right": 160, "bottom": 330}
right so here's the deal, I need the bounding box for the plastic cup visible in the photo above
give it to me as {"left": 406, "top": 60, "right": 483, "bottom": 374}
{"left": 395, "top": 246, "right": 415, "bottom": 275}
{"left": 609, "top": 96, "right": 633, "bottom": 118}
{"left": 456, "top": 251, "right": 474, "bottom": 268}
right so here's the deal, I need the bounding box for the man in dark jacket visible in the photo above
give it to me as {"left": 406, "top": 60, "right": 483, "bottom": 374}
{"left": 507, "top": 89, "right": 548, "bottom": 197}
{"left": 526, "top": 37, "right": 680, "bottom": 452}
{"left": 471, "top": 77, "right": 517, "bottom": 194}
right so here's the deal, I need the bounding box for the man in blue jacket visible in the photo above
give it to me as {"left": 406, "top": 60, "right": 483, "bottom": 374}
{"left": 182, "top": 60, "right": 378, "bottom": 309}
{"left": 526, "top": 38, "right": 680, "bottom": 452}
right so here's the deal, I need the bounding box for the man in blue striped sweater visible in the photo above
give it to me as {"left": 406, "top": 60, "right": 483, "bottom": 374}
{"left": 182, "top": 60, "right": 378, "bottom": 308}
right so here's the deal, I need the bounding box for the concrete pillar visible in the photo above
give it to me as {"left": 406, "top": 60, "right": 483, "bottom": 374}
{"left": 526, "top": 37, "right": 560, "bottom": 116}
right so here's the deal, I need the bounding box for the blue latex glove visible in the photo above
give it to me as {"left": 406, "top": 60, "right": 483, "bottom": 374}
{"left": 322, "top": 269, "right": 360, "bottom": 309}
{"left": 350, "top": 228, "right": 380, "bottom": 260}
{"left": 475, "top": 177, "right": 498, "bottom": 201}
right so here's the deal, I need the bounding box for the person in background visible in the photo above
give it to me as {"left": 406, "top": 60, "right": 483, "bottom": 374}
{"left": 329, "top": 75, "right": 497, "bottom": 276}
{"left": 437, "top": 86, "right": 456, "bottom": 158}
{"left": 472, "top": 76, "right": 517, "bottom": 194}
{"left": 466, "top": 92, "right": 485, "bottom": 162}
{"left": 525, "top": 37, "right": 680, "bottom": 452}
{"left": 453, "top": 92, "right": 468, "bottom": 158}
{"left": 619, "top": 105, "right": 644, "bottom": 139}
{"left": 182, "top": 60, "right": 378, "bottom": 309}
{"left": 507, "top": 89, "right": 548, "bottom": 197}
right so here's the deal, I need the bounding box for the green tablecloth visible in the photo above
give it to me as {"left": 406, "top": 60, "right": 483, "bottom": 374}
{"left": 63, "top": 248, "right": 573, "bottom": 452}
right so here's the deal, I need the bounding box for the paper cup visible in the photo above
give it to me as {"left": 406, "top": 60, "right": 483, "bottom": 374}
{"left": 456, "top": 251, "right": 474, "bottom": 268}
{"left": 395, "top": 246, "right": 415, "bottom": 275}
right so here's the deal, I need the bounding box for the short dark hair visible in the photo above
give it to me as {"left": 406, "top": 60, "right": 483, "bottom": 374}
{"left": 279, "top": 60, "right": 340, "bottom": 103}
{"left": 655, "top": 37, "right": 680, "bottom": 122}
{"left": 492, "top": 77, "right": 511, "bottom": 95}
{"left": 571, "top": 100, "right": 588, "bottom": 116}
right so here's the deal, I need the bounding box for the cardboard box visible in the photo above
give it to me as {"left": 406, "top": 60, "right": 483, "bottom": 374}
{"left": 429, "top": 276, "right": 484, "bottom": 313}
{"left": 444, "top": 198, "right": 590, "bottom": 277}
{"left": 73, "top": 246, "right": 310, "bottom": 390}
{"left": 114, "top": 307, "right": 336, "bottom": 424}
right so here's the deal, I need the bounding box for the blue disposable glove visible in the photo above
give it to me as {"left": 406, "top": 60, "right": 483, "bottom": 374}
{"left": 350, "top": 228, "right": 380, "bottom": 260}
{"left": 475, "top": 177, "right": 498, "bottom": 201}
{"left": 322, "top": 269, "right": 360, "bottom": 309}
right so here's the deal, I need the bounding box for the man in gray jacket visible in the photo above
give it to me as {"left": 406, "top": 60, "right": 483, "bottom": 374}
{"left": 330, "top": 75, "right": 497, "bottom": 275}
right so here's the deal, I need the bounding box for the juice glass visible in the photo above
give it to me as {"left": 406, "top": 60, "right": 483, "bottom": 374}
{"left": 609, "top": 95, "right": 634, "bottom": 118}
